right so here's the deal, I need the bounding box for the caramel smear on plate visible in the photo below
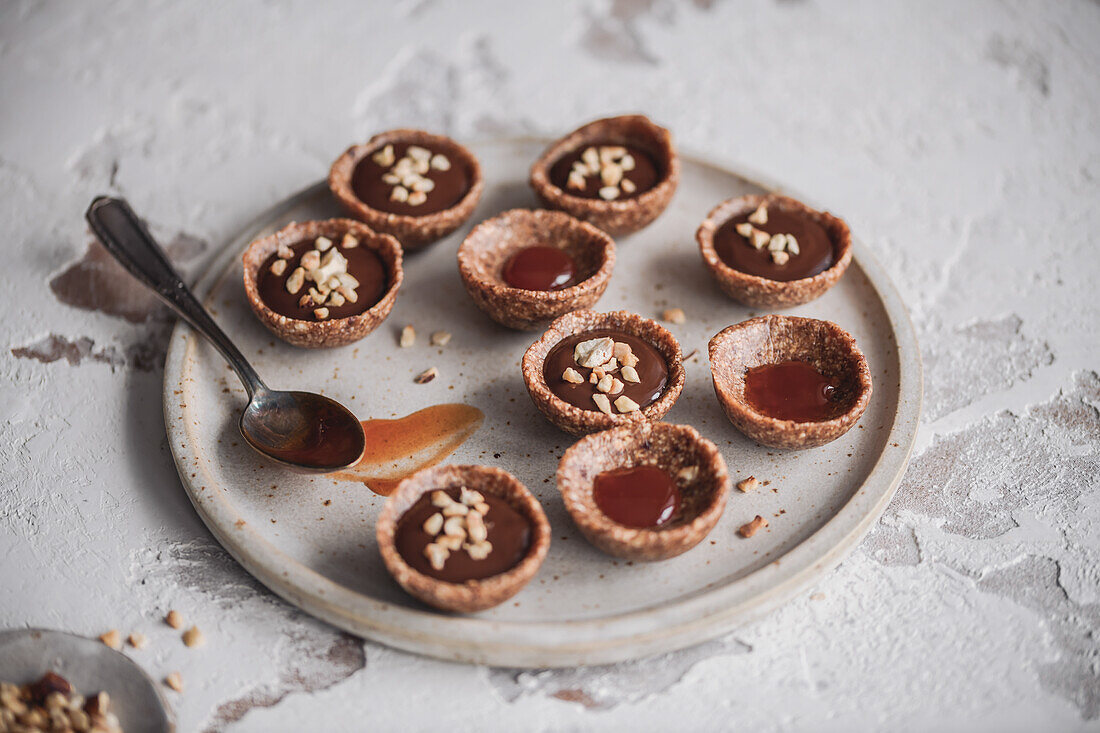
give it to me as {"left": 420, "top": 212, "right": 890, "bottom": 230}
{"left": 333, "top": 404, "right": 484, "bottom": 496}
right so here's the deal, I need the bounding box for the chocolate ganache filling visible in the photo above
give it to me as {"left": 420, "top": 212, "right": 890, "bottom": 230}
{"left": 352, "top": 141, "right": 471, "bottom": 216}
{"left": 543, "top": 329, "right": 668, "bottom": 414}
{"left": 258, "top": 235, "right": 386, "bottom": 321}
{"left": 713, "top": 204, "right": 835, "bottom": 282}
{"left": 549, "top": 142, "right": 661, "bottom": 201}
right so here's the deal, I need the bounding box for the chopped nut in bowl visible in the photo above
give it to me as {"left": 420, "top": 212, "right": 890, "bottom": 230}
{"left": 457, "top": 209, "right": 616, "bottom": 330}
{"left": 329, "top": 129, "right": 484, "bottom": 251}
{"left": 530, "top": 115, "right": 679, "bottom": 237}
{"left": 557, "top": 422, "right": 729, "bottom": 561}
{"left": 709, "top": 315, "right": 873, "bottom": 449}
{"left": 521, "top": 309, "right": 685, "bottom": 436}
{"left": 242, "top": 218, "right": 403, "bottom": 348}
{"left": 696, "top": 194, "right": 852, "bottom": 309}
{"left": 376, "top": 464, "right": 551, "bottom": 613}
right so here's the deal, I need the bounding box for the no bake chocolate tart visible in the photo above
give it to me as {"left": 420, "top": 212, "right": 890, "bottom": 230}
{"left": 329, "top": 129, "right": 483, "bottom": 250}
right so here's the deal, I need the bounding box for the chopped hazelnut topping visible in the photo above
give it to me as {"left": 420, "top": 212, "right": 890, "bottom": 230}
{"left": 768, "top": 233, "right": 788, "bottom": 252}
{"left": 465, "top": 541, "right": 492, "bottom": 560}
{"left": 164, "top": 672, "right": 184, "bottom": 693}
{"left": 466, "top": 511, "right": 488, "bottom": 543}
{"left": 341, "top": 233, "right": 359, "bottom": 249}
{"left": 414, "top": 366, "right": 438, "bottom": 384}
{"left": 582, "top": 147, "right": 600, "bottom": 169}
{"left": 424, "top": 543, "right": 448, "bottom": 570}
{"left": 441, "top": 502, "right": 468, "bottom": 517}
{"left": 277, "top": 243, "right": 294, "bottom": 260}
{"left": 608, "top": 377, "right": 625, "bottom": 395}
{"left": 598, "top": 186, "right": 620, "bottom": 201}
{"left": 589, "top": 372, "right": 599, "bottom": 384}
{"left": 621, "top": 178, "right": 637, "bottom": 194}
{"left": 314, "top": 236, "right": 334, "bottom": 252}
{"left": 662, "top": 307, "right": 686, "bottom": 324}
{"left": 165, "top": 610, "right": 184, "bottom": 629}
{"left": 181, "top": 625, "right": 205, "bottom": 648}
{"left": 98, "top": 629, "right": 121, "bottom": 650}
{"left": 474, "top": 501, "right": 490, "bottom": 515}
{"left": 128, "top": 632, "right": 148, "bottom": 649}
{"left": 748, "top": 204, "right": 769, "bottom": 225}
{"left": 422, "top": 513, "right": 444, "bottom": 535}
{"left": 596, "top": 374, "right": 614, "bottom": 393}
{"left": 430, "top": 330, "right": 451, "bottom": 346}
{"left": 574, "top": 337, "right": 615, "bottom": 368}
{"left": 614, "top": 395, "right": 640, "bottom": 413}
{"left": 737, "top": 476, "right": 760, "bottom": 492}
{"left": 442, "top": 516, "right": 467, "bottom": 538}
{"left": 593, "top": 393, "right": 613, "bottom": 415}
{"left": 562, "top": 367, "right": 584, "bottom": 384}
{"left": 269, "top": 258, "right": 287, "bottom": 276}
{"left": 786, "top": 235, "right": 800, "bottom": 255}
{"left": 601, "top": 163, "right": 624, "bottom": 187}
{"left": 328, "top": 291, "right": 346, "bottom": 307}
{"left": 430, "top": 153, "right": 451, "bottom": 171}
{"left": 735, "top": 222, "right": 754, "bottom": 238}
{"left": 460, "top": 487, "right": 484, "bottom": 506}
{"left": 620, "top": 365, "right": 640, "bottom": 383}
{"left": 738, "top": 515, "right": 768, "bottom": 538}
{"left": 285, "top": 267, "right": 306, "bottom": 294}
{"left": 407, "top": 145, "right": 431, "bottom": 162}
{"left": 620, "top": 154, "right": 636, "bottom": 171}
{"left": 399, "top": 325, "right": 416, "bottom": 348}
{"left": 750, "top": 229, "right": 770, "bottom": 249}
{"left": 372, "top": 144, "right": 396, "bottom": 167}
{"left": 313, "top": 307, "right": 330, "bottom": 320}
{"left": 391, "top": 185, "right": 409, "bottom": 203}
{"left": 300, "top": 249, "right": 321, "bottom": 271}
{"left": 771, "top": 250, "right": 790, "bottom": 265}
{"left": 612, "top": 341, "right": 632, "bottom": 362}
{"left": 567, "top": 171, "right": 587, "bottom": 190}
{"left": 408, "top": 190, "right": 428, "bottom": 206}
{"left": 437, "top": 535, "right": 463, "bottom": 551}
{"left": 431, "top": 490, "right": 454, "bottom": 508}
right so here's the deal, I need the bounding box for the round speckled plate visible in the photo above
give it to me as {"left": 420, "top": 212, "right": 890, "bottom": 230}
{"left": 163, "top": 138, "right": 921, "bottom": 667}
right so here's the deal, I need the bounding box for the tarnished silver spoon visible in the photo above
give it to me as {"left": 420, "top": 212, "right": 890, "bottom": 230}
{"left": 86, "top": 196, "right": 365, "bottom": 472}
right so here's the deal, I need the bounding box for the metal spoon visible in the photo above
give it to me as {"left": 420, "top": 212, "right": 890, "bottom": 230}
{"left": 86, "top": 196, "right": 366, "bottom": 472}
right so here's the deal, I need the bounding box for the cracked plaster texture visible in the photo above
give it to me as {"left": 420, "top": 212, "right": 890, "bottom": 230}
{"left": 1, "top": 0, "right": 1098, "bottom": 730}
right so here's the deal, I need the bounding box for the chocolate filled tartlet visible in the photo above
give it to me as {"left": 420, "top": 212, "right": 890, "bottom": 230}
{"left": 522, "top": 310, "right": 685, "bottom": 435}
{"left": 697, "top": 194, "right": 852, "bottom": 308}
{"left": 557, "top": 422, "right": 729, "bottom": 561}
{"left": 377, "top": 465, "right": 551, "bottom": 613}
{"left": 458, "top": 209, "right": 615, "bottom": 330}
{"left": 530, "top": 115, "right": 679, "bottom": 236}
{"left": 709, "top": 315, "right": 873, "bottom": 449}
{"left": 330, "top": 129, "right": 483, "bottom": 250}
{"left": 243, "top": 219, "right": 402, "bottom": 348}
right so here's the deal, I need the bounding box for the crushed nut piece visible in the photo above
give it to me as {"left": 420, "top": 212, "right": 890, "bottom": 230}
{"left": 561, "top": 367, "right": 584, "bottom": 384}
{"left": 391, "top": 185, "right": 409, "bottom": 203}
{"left": 430, "top": 330, "right": 451, "bottom": 346}
{"left": 431, "top": 491, "right": 454, "bottom": 508}
{"left": 127, "top": 632, "right": 148, "bottom": 650}
{"left": 662, "top": 307, "right": 686, "bottom": 324}
{"left": 165, "top": 610, "right": 184, "bottom": 629}
{"left": 465, "top": 541, "right": 492, "bottom": 560}
{"left": 408, "top": 190, "right": 428, "bottom": 206}
{"left": 612, "top": 341, "right": 632, "bottom": 362}
{"left": 436, "top": 534, "right": 462, "bottom": 551}
{"left": 609, "top": 377, "right": 624, "bottom": 395}
{"left": 181, "top": 625, "right": 205, "bottom": 648}
{"left": 414, "top": 367, "right": 438, "bottom": 384}
{"left": 328, "top": 291, "right": 346, "bottom": 307}
{"left": 341, "top": 233, "right": 359, "bottom": 249}
{"left": 750, "top": 229, "right": 770, "bottom": 249}
{"left": 424, "top": 543, "right": 448, "bottom": 570}
{"left": 399, "top": 325, "right": 416, "bottom": 348}
{"left": 372, "top": 144, "right": 395, "bottom": 167}
{"left": 593, "top": 393, "right": 613, "bottom": 415}
{"left": 285, "top": 267, "right": 305, "bottom": 294}
{"left": 466, "top": 511, "right": 488, "bottom": 543}
{"left": 269, "top": 258, "right": 287, "bottom": 276}
{"left": 574, "top": 337, "right": 615, "bottom": 368}
{"left": 442, "top": 516, "right": 467, "bottom": 538}
{"left": 738, "top": 515, "right": 769, "bottom": 538}
{"left": 430, "top": 153, "right": 451, "bottom": 171}
{"left": 314, "top": 236, "right": 334, "bottom": 252}
{"left": 567, "top": 171, "right": 587, "bottom": 190}
{"left": 614, "top": 395, "right": 640, "bottom": 413}
{"left": 422, "top": 513, "right": 444, "bottom": 535}
{"left": 313, "top": 307, "right": 330, "bottom": 320}
{"left": 601, "top": 163, "right": 623, "bottom": 187}
{"left": 407, "top": 145, "right": 431, "bottom": 162}
{"left": 164, "top": 672, "right": 184, "bottom": 693}
{"left": 771, "top": 250, "right": 790, "bottom": 265}
{"left": 596, "top": 373, "right": 614, "bottom": 393}
{"left": 620, "top": 365, "right": 640, "bottom": 383}
{"left": 474, "top": 501, "right": 490, "bottom": 515}
{"left": 300, "top": 249, "right": 321, "bottom": 270}
{"left": 441, "top": 501, "right": 468, "bottom": 517}
{"left": 768, "top": 233, "right": 788, "bottom": 252}
{"left": 786, "top": 235, "right": 800, "bottom": 255}
{"left": 598, "top": 186, "right": 620, "bottom": 201}
{"left": 737, "top": 476, "right": 760, "bottom": 492}
{"left": 277, "top": 243, "right": 294, "bottom": 260}
{"left": 748, "top": 204, "right": 769, "bottom": 225}
{"left": 620, "top": 153, "right": 636, "bottom": 171}
{"left": 98, "top": 630, "right": 121, "bottom": 650}
{"left": 677, "top": 465, "right": 699, "bottom": 483}
{"left": 621, "top": 178, "right": 637, "bottom": 194}
{"left": 735, "top": 222, "right": 754, "bottom": 238}
{"left": 460, "top": 487, "right": 485, "bottom": 506}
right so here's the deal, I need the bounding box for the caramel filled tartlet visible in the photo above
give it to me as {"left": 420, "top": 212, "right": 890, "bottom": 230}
{"left": 376, "top": 464, "right": 550, "bottom": 613}
{"left": 697, "top": 194, "right": 852, "bottom": 308}
{"left": 329, "top": 129, "right": 483, "bottom": 250}
{"left": 522, "top": 310, "right": 685, "bottom": 435}
{"left": 709, "top": 315, "right": 872, "bottom": 449}
{"left": 243, "top": 219, "right": 402, "bottom": 348}
{"left": 557, "top": 422, "right": 729, "bottom": 561}
{"left": 530, "top": 115, "right": 679, "bottom": 236}
{"left": 457, "top": 209, "right": 615, "bottom": 330}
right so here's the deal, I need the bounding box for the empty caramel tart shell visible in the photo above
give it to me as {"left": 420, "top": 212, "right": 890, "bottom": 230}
{"left": 329, "top": 129, "right": 484, "bottom": 251}
{"left": 242, "top": 219, "right": 403, "bottom": 349}
{"left": 709, "top": 315, "right": 872, "bottom": 449}
{"left": 457, "top": 209, "right": 616, "bottom": 331}
{"left": 529, "top": 114, "right": 679, "bottom": 237}
{"left": 696, "top": 194, "right": 853, "bottom": 309}
{"left": 557, "top": 422, "right": 729, "bottom": 561}
{"left": 376, "top": 464, "right": 551, "bottom": 613}
{"left": 522, "top": 309, "right": 685, "bottom": 436}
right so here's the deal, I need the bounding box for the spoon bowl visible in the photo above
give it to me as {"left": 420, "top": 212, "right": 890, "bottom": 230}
{"left": 241, "top": 389, "right": 365, "bottom": 472}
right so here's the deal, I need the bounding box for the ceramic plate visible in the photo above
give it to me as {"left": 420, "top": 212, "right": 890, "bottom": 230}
{"left": 0, "top": 629, "right": 172, "bottom": 732}
{"left": 163, "top": 138, "right": 921, "bottom": 667}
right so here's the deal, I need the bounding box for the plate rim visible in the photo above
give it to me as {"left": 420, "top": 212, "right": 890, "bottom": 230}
{"left": 162, "top": 139, "right": 922, "bottom": 667}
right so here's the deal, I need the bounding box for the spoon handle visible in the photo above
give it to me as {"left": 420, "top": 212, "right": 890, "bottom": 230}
{"left": 85, "top": 196, "right": 266, "bottom": 397}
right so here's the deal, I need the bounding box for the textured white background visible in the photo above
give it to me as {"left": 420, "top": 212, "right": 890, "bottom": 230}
{"left": 2, "top": 1, "right": 1099, "bottom": 730}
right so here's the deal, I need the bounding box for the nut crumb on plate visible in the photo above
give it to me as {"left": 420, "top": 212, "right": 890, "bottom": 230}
{"left": 98, "top": 629, "right": 121, "bottom": 650}
{"left": 165, "top": 610, "right": 184, "bottom": 629}
{"left": 181, "top": 625, "right": 205, "bottom": 648}
{"left": 414, "top": 367, "right": 438, "bottom": 384}
{"left": 399, "top": 325, "right": 416, "bottom": 348}
{"left": 164, "top": 672, "right": 183, "bottom": 692}
{"left": 737, "top": 476, "right": 759, "bottom": 492}
{"left": 738, "top": 515, "right": 768, "bottom": 538}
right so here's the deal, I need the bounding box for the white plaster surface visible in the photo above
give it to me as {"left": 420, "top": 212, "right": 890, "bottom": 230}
{"left": 1, "top": 1, "right": 1098, "bottom": 730}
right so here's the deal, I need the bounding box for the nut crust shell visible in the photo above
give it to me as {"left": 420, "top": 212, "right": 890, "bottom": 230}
{"left": 242, "top": 218, "right": 403, "bottom": 349}
{"left": 457, "top": 209, "right": 616, "bottom": 330}
{"left": 522, "top": 309, "right": 685, "bottom": 436}
{"left": 696, "top": 194, "right": 853, "bottom": 308}
{"left": 329, "top": 129, "right": 484, "bottom": 250}
{"left": 557, "top": 422, "right": 729, "bottom": 561}
{"left": 376, "top": 465, "right": 551, "bottom": 613}
{"left": 529, "top": 115, "right": 679, "bottom": 237}
{"left": 708, "top": 315, "right": 873, "bottom": 449}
